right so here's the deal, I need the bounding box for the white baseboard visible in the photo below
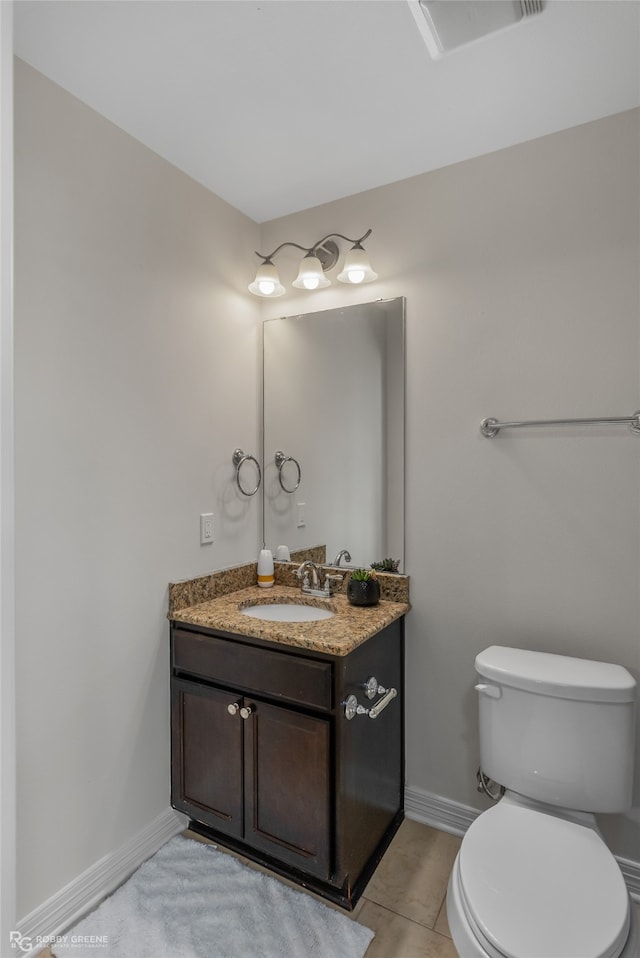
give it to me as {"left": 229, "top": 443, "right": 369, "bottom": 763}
{"left": 404, "top": 783, "right": 480, "bottom": 836}
{"left": 404, "top": 784, "right": 640, "bottom": 901}
{"left": 14, "top": 807, "right": 187, "bottom": 955}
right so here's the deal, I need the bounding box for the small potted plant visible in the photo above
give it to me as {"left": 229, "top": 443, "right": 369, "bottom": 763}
{"left": 347, "top": 568, "right": 380, "bottom": 607}
{"left": 371, "top": 558, "right": 401, "bottom": 574}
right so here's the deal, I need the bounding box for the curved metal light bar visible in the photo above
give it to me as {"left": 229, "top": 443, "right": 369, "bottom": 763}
{"left": 249, "top": 230, "right": 377, "bottom": 298}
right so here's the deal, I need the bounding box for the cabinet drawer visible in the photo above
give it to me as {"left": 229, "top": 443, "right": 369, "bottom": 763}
{"left": 172, "top": 628, "right": 332, "bottom": 711}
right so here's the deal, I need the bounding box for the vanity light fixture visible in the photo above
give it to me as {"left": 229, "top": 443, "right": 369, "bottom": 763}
{"left": 249, "top": 229, "right": 377, "bottom": 298}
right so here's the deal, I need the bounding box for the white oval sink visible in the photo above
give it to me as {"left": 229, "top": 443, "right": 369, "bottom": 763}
{"left": 241, "top": 603, "right": 334, "bottom": 623}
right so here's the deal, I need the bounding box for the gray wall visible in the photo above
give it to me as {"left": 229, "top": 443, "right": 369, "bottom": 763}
{"left": 14, "top": 53, "right": 640, "bottom": 923}
{"left": 260, "top": 107, "right": 640, "bottom": 857}
{"left": 14, "top": 59, "right": 261, "bottom": 916}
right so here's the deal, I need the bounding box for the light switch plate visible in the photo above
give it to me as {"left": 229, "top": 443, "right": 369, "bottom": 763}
{"left": 200, "top": 513, "right": 214, "bottom": 544}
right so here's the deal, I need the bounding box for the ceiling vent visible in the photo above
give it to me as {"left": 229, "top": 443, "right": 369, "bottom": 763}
{"left": 408, "top": 0, "right": 544, "bottom": 59}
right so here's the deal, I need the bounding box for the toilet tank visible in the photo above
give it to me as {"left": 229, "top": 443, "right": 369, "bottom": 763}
{"left": 475, "top": 646, "right": 636, "bottom": 813}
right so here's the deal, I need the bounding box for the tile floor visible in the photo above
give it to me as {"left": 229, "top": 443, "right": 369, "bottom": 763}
{"left": 353, "top": 818, "right": 460, "bottom": 957}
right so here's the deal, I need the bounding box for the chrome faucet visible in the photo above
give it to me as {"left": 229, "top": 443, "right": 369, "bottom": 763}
{"left": 296, "top": 560, "right": 343, "bottom": 597}
{"left": 333, "top": 549, "right": 352, "bottom": 567}
{"left": 296, "top": 560, "right": 321, "bottom": 591}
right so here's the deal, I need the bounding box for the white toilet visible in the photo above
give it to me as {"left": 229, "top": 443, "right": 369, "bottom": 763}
{"left": 446, "top": 645, "right": 639, "bottom": 958}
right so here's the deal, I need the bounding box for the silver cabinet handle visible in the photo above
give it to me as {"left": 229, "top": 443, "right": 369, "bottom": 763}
{"left": 240, "top": 704, "right": 255, "bottom": 719}
{"left": 344, "top": 688, "right": 397, "bottom": 720}
{"left": 227, "top": 703, "right": 240, "bottom": 716}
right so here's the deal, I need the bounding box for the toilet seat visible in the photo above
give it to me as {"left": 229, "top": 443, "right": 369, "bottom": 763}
{"left": 458, "top": 800, "right": 630, "bottom": 958}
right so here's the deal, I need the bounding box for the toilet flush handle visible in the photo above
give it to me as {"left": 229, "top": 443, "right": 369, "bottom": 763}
{"left": 475, "top": 683, "right": 501, "bottom": 699}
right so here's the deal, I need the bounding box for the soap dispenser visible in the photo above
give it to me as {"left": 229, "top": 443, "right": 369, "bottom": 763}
{"left": 257, "top": 549, "right": 274, "bottom": 588}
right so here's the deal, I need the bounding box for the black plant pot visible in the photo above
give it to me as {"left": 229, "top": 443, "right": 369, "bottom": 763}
{"left": 347, "top": 578, "right": 380, "bottom": 607}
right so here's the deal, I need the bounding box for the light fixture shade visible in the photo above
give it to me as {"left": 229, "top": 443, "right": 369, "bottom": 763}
{"left": 337, "top": 245, "right": 378, "bottom": 284}
{"left": 248, "top": 261, "right": 285, "bottom": 298}
{"left": 292, "top": 254, "right": 331, "bottom": 291}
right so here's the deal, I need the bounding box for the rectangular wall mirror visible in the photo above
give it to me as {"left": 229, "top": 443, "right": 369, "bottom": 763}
{"left": 262, "top": 297, "right": 405, "bottom": 570}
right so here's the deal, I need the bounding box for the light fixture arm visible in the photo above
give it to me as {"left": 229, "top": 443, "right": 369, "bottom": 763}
{"left": 309, "top": 229, "right": 372, "bottom": 253}
{"left": 254, "top": 229, "right": 372, "bottom": 264}
{"left": 254, "top": 240, "right": 311, "bottom": 261}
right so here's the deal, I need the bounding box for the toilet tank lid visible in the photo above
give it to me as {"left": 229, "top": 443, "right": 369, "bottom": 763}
{"left": 475, "top": 646, "right": 636, "bottom": 703}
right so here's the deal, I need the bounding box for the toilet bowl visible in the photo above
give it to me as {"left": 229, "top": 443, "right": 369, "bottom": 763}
{"left": 446, "top": 647, "right": 638, "bottom": 958}
{"left": 446, "top": 794, "right": 639, "bottom": 958}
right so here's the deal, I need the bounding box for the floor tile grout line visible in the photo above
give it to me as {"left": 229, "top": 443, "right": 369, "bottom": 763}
{"left": 359, "top": 894, "right": 453, "bottom": 940}
{"left": 433, "top": 891, "right": 450, "bottom": 934}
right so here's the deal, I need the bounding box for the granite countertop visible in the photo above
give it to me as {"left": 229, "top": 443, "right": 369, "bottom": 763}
{"left": 169, "top": 584, "right": 410, "bottom": 657}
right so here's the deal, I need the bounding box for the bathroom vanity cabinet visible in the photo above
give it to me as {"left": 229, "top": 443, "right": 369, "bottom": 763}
{"left": 170, "top": 618, "right": 404, "bottom": 908}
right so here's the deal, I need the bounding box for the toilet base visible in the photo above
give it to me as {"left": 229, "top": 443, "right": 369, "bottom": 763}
{"left": 446, "top": 852, "right": 640, "bottom": 958}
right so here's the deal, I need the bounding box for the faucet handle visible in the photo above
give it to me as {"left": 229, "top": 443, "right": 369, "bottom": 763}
{"left": 324, "top": 573, "right": 344, "bottom": 594}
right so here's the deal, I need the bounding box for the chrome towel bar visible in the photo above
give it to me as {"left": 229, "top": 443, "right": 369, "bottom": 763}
{"left": 480, "top": 412, "right": 640, "bottom": 438}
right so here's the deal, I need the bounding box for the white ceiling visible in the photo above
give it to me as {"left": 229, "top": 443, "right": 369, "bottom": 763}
{"left": 13, "top": 0, "right": 640, "bottom": 224}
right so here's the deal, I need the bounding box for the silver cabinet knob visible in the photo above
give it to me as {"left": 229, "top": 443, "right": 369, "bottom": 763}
{"left": 240, "top": 704, "right": 255, "bottom": 719}
{"left": 227, "top": 703, "right": 240, "bottom": 716}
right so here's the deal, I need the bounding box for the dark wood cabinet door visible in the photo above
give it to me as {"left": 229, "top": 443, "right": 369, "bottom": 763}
{"left": 243, "top": 698, "right": 331, "bottom": 879}
{"left": 171, "top": 678, "right": 244, "bottom": 838}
